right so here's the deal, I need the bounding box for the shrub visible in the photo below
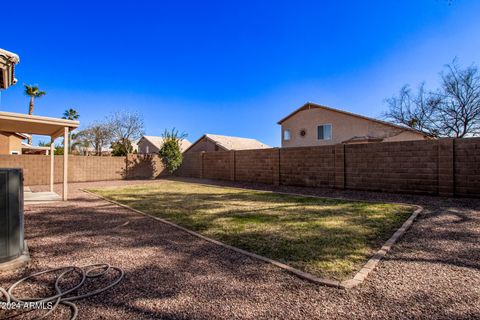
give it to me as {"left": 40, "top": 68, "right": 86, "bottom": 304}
{"left": 159, "top": 129, "right": 187, "bottom": 173}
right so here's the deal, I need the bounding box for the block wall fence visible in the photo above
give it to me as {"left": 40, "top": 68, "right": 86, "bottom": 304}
{"left": 1, "top": 138, "right": 479, "bottom": 197}
{"left": 177, "top": 138, "right": 480, "bottom": 198}
{"left": 0, "top": 154, "right": 166, "bottom": 186}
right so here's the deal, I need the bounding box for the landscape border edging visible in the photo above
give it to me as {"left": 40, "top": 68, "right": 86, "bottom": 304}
{"left": 82, "top": 186, "right": 423, "bottom": 289}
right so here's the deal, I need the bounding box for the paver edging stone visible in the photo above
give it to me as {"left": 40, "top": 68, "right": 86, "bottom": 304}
{"left": 82, "top": 187, "right": 423, "bottom": 290}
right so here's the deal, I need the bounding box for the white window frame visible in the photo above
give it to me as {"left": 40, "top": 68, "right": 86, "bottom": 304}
{"left": 283, "top": 129, "right": 291, "bottom": 141}
{"left": 317, "top": 124, "right": 332, "bottom": 141}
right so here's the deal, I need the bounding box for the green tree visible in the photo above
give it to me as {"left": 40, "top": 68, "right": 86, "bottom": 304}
{"left": 159, "top": 129, "right": 187, "bottom": 174}
{"left": 62, "top": 108, "right": 80, "bottom": 153}
{"left": 54, "top": 145, "right": 64, "bottom": 155}
{"left": 24, "top": 84, "right": 46, "bottom": 144}
{"left": 111, "top": 138, "right": 133, "bottom": 156}
{"left": 62, "top": 108, "right": 80, "bottom": 121}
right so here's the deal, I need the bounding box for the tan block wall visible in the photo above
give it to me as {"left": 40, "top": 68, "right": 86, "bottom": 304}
{"left": 0, "top": 154, "right": 166, "bottom": 185}
{"left": 455, "top": 138, "right": 480, "bottom": 197}
{"left": 344, "top": 140, "right": 438, "bottom": 194}
{"left": 125, "top": 154, "right": 165, "bottom": 179}
{"left": 280, "top": 146, "right": 336, "bottom": 187}
{"left": 0, "top": 155, "right": 127, "bottom": 185}
{"left": 178, "top": 138, "right": 480, "bottom": 198}
{"left": 203, "top": 151, "right": 231, "bottom": 180}
{"left": 176, "top": 152, "right": 203, "bottom": 178}
{"left": 235, "top": 149, "right": 276, "bottom": 184}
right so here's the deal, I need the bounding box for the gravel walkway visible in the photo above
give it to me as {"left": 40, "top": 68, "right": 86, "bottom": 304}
{"left": 1, "top": 178, "right": 479, "bottom": 319}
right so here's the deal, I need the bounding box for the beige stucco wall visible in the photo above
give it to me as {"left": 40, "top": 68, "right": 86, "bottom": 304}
{"left": 137, "top": 138, "right": 159, "bottom": 154}
{"left": 186, "top": 137, "right": 221, "bottom": 153}
{"left": 280, "top": 108, "right": 426, "bottom": 147}
{"left": 0, "top": 131, "right": 22, "bottom": 154}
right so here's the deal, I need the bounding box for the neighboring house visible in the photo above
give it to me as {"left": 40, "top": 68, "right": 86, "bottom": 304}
{"left": 73, "top": 145, "right": 113, "bottom": 156}
{"left": 0, "top": 48, "right": 19, "bottom": 89}
{"left": 0, "top": 132, "right": 51, "bottom": 155}
{"left": 185, "top": 134, "right": 270, "bottom": 153}
{"left": 21, "top": 142, "right": 50, "bottom": 155}
{"left": 137, "top": 135, "right": 192, "bottom": 154}
{"left": 131, "top": 139, "right": 139, "bottom": 153}
{"left": 278, "top": 102, "right": 431, "bottom": 147}
{"left": 0, "top": 131, "right": 27, "bottom": 154}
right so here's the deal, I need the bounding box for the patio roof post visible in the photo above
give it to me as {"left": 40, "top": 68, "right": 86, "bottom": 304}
{"left": 50, "top": 138, "right": 54, "bottom": 193}
{"left": 63, "top": 127, "right": 69, "bottom": 201}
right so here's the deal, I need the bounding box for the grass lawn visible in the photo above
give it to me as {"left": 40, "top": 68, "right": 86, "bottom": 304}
{"left": 90, "top": 180, "right": 414, "bottom": 280}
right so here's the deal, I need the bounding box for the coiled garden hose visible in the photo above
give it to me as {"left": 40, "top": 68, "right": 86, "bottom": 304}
{"left": 0, "top": 263, "right": 124, "bottom": 320}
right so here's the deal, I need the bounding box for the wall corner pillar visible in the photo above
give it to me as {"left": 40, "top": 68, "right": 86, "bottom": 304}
{"left": 334, "top": 143, "right": 346, "bottom": 189}
{"left": 229, "top": 150, "right": 236, "bottom": 181}
{"left": 272, "top": 148, "right": 280, "bottom": 186}
{"left": 438, "top": 138, "right": 455, "bottom": 197}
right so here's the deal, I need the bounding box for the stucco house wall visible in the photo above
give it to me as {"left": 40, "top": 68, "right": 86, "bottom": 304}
{"left": 186, "top": 137, "right": 221, "bottom": 153}
{"left": 0, "top": 131, "right": 23, "bottom": 154}
{"left": 280, "top": 105, "right": 428, "bottom": 147}
{"left": 137, "top": 138, "right": 159, "bottom": 154}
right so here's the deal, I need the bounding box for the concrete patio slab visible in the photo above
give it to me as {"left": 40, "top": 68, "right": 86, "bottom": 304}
{"left": 24, "top": 191, "right": 62, "bottom": 204}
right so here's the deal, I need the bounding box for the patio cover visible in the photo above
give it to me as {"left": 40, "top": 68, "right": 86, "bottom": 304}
{"left": 0, "top": 111, "right": 79, "bottom": 200}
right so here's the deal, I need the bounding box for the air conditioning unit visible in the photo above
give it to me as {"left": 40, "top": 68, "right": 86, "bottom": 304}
{"left": 0, "top": 169, "right": 25, "bottom": 264}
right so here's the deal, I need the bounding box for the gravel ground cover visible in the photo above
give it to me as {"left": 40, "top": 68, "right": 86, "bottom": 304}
{"left": 0, "top": 178, "right": 478, "bottom": 319}
{"left": 89, "top": 180, "right": 414, "bottom": 281}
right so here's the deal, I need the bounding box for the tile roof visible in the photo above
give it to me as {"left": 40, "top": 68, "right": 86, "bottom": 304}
{"left": 142, "top": 136, "right": 192, "bottom": 152}
{"left": 203, "top": 134, "right": 270, "bottom": 151}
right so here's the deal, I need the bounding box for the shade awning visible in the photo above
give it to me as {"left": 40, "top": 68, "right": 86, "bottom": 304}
{"left": 0, "top": 111, "right": 79, "bottom": 139}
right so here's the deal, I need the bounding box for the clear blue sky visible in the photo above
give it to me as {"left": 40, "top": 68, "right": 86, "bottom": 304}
{"left": 1, "top": 0, "right": 479, "bottom": 146}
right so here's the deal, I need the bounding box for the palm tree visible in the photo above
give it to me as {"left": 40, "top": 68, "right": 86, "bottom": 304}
{"left": 24, "top": 84, "right": 46, "bottom": 144}
{"left": 24, "top": 84, "right": 46, "bottom": 115}
{"left": 62, "top": 108, "right": 79, "bottom": 121}
{"left": 62, "top": 108, "right": 80, "bottom": 153}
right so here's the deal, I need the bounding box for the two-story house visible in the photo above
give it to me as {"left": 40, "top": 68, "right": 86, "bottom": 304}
{"left": 278, "top": 102, "right": 431, "bottom": 147}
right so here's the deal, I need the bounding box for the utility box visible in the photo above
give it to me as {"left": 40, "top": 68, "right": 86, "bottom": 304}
{"left": 0, "top": 168, "right": 25, "bottom": 263}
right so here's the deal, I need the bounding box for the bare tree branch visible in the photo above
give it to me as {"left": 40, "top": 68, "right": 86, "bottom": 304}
{"left": 384, "top": 59, "right": 480, "bottom": 138}
{"left": 108, "top": 110, "right": 145, "bottom": 152}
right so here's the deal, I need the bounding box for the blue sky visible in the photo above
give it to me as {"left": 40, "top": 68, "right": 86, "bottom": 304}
{"left": 1, "top": 0, "right": 479, "bottom": 146}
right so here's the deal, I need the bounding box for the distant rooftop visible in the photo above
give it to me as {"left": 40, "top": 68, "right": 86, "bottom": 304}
{"left": 195, "top": 134, "right": 270, "bottom": 151}
{"left": 141, "top": 135, "right": 192, "bottom": 152}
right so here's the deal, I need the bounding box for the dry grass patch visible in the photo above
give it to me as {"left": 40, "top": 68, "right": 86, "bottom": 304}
{"left": 90, "top": 180, "right": 414, "bottom": 280}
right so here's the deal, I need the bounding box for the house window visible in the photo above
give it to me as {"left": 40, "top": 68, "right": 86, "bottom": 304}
{"left": 10, "top": 151, "right": 19, "bottom": 155}
{"left": 283, "top": 129, "right": 291, "bottom": 141}
{"left": 146, "top": 145, "right": 150, "bottom": 154}
{"left": 317, "top": 124, "right": 332, "bottom": 140}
